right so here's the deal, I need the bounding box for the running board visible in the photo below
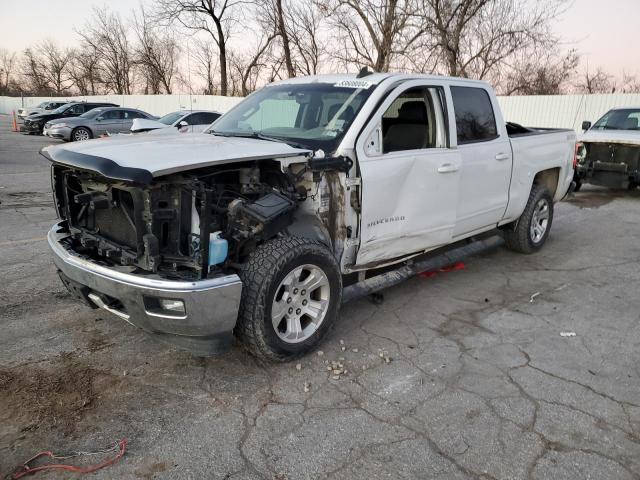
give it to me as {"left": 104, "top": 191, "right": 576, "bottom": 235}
{"left": 341, "top": 235, "right": 504, "bottom": 303}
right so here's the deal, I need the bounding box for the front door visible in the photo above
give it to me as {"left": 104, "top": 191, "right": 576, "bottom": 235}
{"left": 354, "top": 81, "right": 460, "bottom": 266}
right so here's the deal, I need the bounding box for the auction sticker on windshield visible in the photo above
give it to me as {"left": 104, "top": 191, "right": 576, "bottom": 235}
{"left": 334, "top": 80, "right": 374, "bottom": 89}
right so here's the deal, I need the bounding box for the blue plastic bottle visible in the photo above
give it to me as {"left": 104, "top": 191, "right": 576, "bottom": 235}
{"left": 208, "top": 231, "right": 228, "bottom": 266}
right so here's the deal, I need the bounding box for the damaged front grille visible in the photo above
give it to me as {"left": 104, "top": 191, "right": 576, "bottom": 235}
{"left": 579, "top": 142, "right": 640, "bottom": 188}
{"left": 51, "top": 161, "right": 301, "bottom": 280}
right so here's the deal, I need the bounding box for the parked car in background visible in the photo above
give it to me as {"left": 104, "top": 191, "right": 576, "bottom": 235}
{"left": 575, "top": 107, "right": 640, "bottom": 190}
{"left": 17, "top": 100, "right": 70, "bottom": 120}
{"left": 44, "top": 107, "right": 155, "bottom": 141}
{"left": 43, "top": 73, "right": 576, "bottom": 360}
{"left": 131, "top": 110, "right": 221, "bottom": 135}
{"left": 22, "top": 102, "right": 119, "bottom": 135}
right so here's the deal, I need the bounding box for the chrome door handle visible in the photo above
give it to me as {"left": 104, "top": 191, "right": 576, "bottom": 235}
{"left": 495, "top": 153, "right": 510, "bottom": 161}
{"left": 437, "top": 163, "right": 459, "bottom": 173}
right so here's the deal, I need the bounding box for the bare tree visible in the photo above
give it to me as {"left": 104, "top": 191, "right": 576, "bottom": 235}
{"left": 576, "top": 66, "right": 615, "bottom": 94}
{"left": 499, "top": 48, "right": 579, "bottom": 95}
{"left": 21, "top": 41, "right": 72, "bottom": 95}
{"left": 323, "top": 0, "right": 428, "bottom": 72}
{"left": 191, "top": 38, "right": 219, "bottom": 94}
{"left": 0, "top": 49, "right": 17, "bottom": 95}
{"left": 619, "top": 72, "right": 640, "bottom": 94}
{"left": 286, "top": 1, "right": 326, "bottom": 76}
{"left": 67, "top": 47, "right": 103, "bottom": 95}
{"left": 77, "top": 7, "right": 135, "bottom": 94}
{"left": 155, "top": 0, "right": 245, "bottom": 96}
{"left": 133, "top": 7, "right": 180, "bottom": 94}
{"left": 421, "top": 0, "right": 568, "bottom": 79}
{"left": 230, "top": 31, "right": 278, "bottom": 95}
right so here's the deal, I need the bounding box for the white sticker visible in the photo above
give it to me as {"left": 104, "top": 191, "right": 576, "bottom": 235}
{"left": 334, "top": 80, "right": 374, "bottom": 89}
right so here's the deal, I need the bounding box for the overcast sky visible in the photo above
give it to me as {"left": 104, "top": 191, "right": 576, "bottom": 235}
{"left": 1, "top": 0, "right": 638, "bottom": 77}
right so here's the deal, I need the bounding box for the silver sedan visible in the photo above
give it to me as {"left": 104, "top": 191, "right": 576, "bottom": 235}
{"left": 44, "top": 107, "right": 155, "bottom": 142}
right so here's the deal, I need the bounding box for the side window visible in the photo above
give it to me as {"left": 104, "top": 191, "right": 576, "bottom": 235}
{"left": 450, "top": 86, "right": 498, "bottom": 144}
{"left": 189, "top": 112, "right": 220, "bottom": 124}
{"left": 382, "top": 87, "right": 446, "bottom": 153}
{"left": 101, "top": 109, "right": 123, "bottom": 120}
{"left": 67, "top": 104, "right": 85, "bottom": 115}
{"left": 124, "top": 110, "right": 145, "bottom": 119}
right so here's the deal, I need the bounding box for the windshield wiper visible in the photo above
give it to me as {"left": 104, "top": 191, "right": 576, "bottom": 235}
{"left": 209, "top": 130, "right": 309, "bottom": 150}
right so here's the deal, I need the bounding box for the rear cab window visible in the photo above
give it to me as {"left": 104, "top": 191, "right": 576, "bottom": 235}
{"left": 450, "top": 86, "right": 498, "bottom": 144}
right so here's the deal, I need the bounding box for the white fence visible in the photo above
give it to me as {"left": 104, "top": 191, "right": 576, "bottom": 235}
{"left": 498, "top": 94, "right": 640, "bottom": 131}
{"left": 0, "top": 94, "right": 243, "bottom": 117}
{"left": 2, "top": 92, "right": 640, "bottom": 131}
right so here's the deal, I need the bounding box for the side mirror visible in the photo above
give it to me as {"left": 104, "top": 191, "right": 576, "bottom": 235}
{"left": 581, "top": 121, "right": 591, "bottom": 131}
{"left": 178, "top": 120, "right": 189, "bottom": 128}
{"left": 96, "top": 116, "right": 103, "bottom": 122}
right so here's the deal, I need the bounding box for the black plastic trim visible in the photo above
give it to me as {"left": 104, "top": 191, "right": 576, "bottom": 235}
{"left": 40, "top": 147, "right": 153, "bottom": 185}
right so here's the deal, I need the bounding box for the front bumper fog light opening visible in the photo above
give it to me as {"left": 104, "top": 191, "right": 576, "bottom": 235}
{"left": 144, "top": 297, "right": 187, "bottom": 318}
{"left": 159, "top": 299, "right": 185, "bottom": 313}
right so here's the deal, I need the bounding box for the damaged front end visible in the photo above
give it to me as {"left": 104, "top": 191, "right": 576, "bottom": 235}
{"left": 50, "top": 161, "right": 304, "bottom": 281}
{"left": 576, "top": 141, "right": 640, "bottom": 189}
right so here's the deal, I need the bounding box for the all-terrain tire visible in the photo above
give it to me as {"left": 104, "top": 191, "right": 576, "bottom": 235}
{"left": 503, "top": 184, "right": 554, "bottom": 254}
{"left": 235, "top": 236, "right": 342, "bottom": 362}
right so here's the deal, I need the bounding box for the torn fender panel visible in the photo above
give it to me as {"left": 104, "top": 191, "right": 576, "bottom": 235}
{"left": 41, "top": 134, "right": 312, "bottom": 183}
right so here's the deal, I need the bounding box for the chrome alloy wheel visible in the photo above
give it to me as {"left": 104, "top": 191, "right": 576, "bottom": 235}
{"left": 74, "top": 128, "right": 90, "bottom": 141}
{"left": 530, "top": 198, "right": 550, "bottom": 243}
{"left": 271, "top": 264, "right": 331, "bottom": 343}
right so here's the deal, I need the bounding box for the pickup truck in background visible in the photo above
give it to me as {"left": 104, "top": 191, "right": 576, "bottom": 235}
{"left": 575, "top": 107, "right": 640, "bottom": 190}
{"left": 43, "top": 73, "right": 576, "bottom": 361}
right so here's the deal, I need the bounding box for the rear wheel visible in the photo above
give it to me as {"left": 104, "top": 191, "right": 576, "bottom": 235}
{"left": 235, "top": 236, "right": 342, "bottom": 362}
{"left": 503, "top": 184, "right": 554, "bottom": 254}
{"left": 72, "top": 127, "right": 92, "bottom": 142}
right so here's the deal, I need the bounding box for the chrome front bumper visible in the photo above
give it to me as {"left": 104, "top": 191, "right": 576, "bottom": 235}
{"left": 48, "top": 222, "right": 243, "bottom": 355}
{"left": 45, "top": 126, "right": 71, "bottom": 140}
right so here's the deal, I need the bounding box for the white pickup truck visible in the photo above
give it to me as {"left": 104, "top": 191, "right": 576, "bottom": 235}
{"left": 43, "top": 73, "right": 576, "bottom": 361}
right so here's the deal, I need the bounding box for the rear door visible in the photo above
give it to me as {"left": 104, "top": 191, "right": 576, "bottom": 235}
{"left": 355, "top": 80, "right": 460, "bottom": 265}
{"left": 185, "top": 112, "right": 222, "bottom": 132}
{"left": 122, "top": 110, "right": 146, "bottom": 132}
{"left": 449, "top": 85, "right": 512, "bottom": 237}
{"left": 95, "top": 109, "right": 124, "bottom": 135}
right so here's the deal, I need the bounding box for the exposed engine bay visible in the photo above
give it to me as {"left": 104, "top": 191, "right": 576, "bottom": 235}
{"left": 50, "top": 159, "right": 342, "bottom": 280}
{"left": 576, "top": 141, "right": 640, "bottom": 189}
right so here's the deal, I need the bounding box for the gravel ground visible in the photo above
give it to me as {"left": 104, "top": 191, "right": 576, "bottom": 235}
{"left": 1, "top": 114, "right": 639, "bottom": 479}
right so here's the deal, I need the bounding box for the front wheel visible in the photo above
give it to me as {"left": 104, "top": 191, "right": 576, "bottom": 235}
{"left": 503, "top": 184, "right": 554, "bottom": 254}
{"left": 235, "top": 237, "right": 342, "bottom": 362}
{"left": 71, "top": 127, "right": 92, "bottom": 142}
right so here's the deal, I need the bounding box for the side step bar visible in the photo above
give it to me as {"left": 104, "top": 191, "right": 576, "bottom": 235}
{"left": 342, "top": 235, "right": 504, "bottom": 303}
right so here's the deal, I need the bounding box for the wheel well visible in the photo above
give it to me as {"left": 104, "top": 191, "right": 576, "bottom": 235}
{"left": 533, "top": 168, "right": 559, "bottom": 196}
{"left": 72, "top": 126, "right": 92, "bottom": 138}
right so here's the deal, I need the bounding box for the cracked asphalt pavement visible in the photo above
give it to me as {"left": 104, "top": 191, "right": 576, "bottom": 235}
{"left": 1, "top": 114, "right": 639, "bottom": 479}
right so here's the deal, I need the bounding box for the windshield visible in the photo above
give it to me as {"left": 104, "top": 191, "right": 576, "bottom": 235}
{"left": 209, "top": 82, "right": 374, "bottom": 151}
{"left": 592, "top": 109, "right": 640, "bottom": 131}
{"left": 51, "top": 104, "right": 73, "bottom": 114}
{"left": 80, "top": 108, "right": 104, "bottom": 119}
{"left": 158, "top": 112, "right": 185, "bottom": 125}
{"left": 36, "top": 102, "right": 48, "bottom": 108}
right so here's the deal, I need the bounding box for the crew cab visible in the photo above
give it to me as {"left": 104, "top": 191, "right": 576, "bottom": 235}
{"left": 575, "top": 107, "right": 640, "bottom": 190}
{"left": 43, "top": 73, "right": 576, "bottom": 361}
